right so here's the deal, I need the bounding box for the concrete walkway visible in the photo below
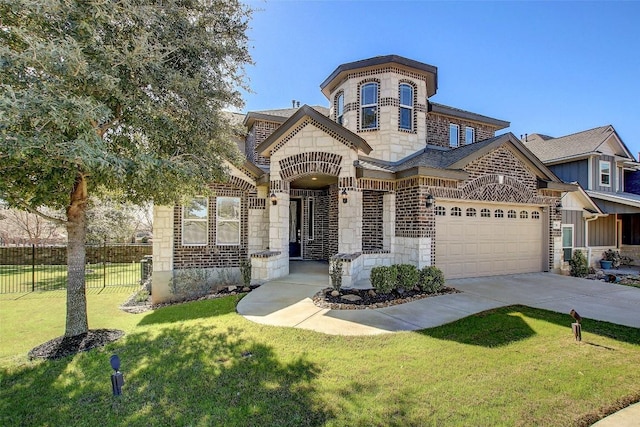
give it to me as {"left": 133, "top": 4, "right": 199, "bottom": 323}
{"left": 238, "top": 262, "right": 640, "bottom": 335}
{"left": 237, "top": 261, "right": 640, "bottom": 426}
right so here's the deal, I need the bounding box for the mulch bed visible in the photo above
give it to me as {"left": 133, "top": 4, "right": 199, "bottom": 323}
{"left": 313, "top": 286, "right": 460, "bottom": 310}
{"left": 28, "top": 329, "right": 125, "bottom": 360}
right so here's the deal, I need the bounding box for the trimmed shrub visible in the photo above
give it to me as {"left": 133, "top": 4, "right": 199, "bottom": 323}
{"left": 396, "top": 264, "right": 419, "bottom": 290}
{"left": 569, "top": 250, "right": 589, "bottom": 278}
{"left": 370, "top": 265, "right": 397, "bottom": 294}
{"left": 419, "top": 266, "right": 445, "bottom": 293}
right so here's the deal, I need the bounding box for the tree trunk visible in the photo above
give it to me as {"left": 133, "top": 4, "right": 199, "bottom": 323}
{"left": 65, "top": 173, "right": 89, "bottom": 337}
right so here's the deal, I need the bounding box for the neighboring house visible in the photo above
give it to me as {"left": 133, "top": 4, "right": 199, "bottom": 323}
{"left": 525, "top": 126, "right": 640, "bottom": 266}
{"left": 152, "top": 55, "right": 572, "bottom": 303}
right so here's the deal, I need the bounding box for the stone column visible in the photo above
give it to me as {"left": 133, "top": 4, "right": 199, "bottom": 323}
{"left": 338, "top": 189, "right": 362, "bottom": 254}
{"left": 151, "top": 205, "right": 174, "bottom": 304}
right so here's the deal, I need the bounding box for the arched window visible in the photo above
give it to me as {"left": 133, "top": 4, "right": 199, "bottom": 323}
{"left": 508, "top": 210, "right": 517, "bottom": 218}
{"left": 399, "top": 83, "right": 413, "bottom": 130}
{"left": 435, "top": 206, "right": 446, "bottom": 216}
{"left": 532, "top": 211, "right": 540, "bottom": 219}
{"left": 494, "top": 209, "right": 504, "bottom": 218}
{"left": 480, "top": 208, "right": 491, "bottom": 218}
{"left": 466, "top": 208, "right": 477, "bottom": 217}
{"left": 520, "top": 210, "right": 528, "bottom": 219}
{"left": 360, "top": 82, "right": 378, "bottom": 130}
{"left": 336, "top": 92, "right": 344, "bottom": 125}
{"left": 451, "top": 207, "right": 462, "bottom": 217}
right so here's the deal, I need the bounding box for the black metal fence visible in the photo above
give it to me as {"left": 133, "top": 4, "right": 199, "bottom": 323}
{"left": 0, "top": 244, "right": 152, "bottom": 293}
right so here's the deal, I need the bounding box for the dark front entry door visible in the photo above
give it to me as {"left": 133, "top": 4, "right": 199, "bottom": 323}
{"left": 289, "top": 198, "right": 302, "bottom": 258}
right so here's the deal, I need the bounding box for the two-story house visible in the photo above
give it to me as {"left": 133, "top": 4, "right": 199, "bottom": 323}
{"left": 151, "top": 55, "right": 571, "bottom": 303}
{"left": 525, "top": 126, "right": 640, "bottom": 266}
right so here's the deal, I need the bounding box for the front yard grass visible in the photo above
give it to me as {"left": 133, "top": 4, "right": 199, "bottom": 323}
{"left": 1, "top": 290, "right": 639, "bottom": 426}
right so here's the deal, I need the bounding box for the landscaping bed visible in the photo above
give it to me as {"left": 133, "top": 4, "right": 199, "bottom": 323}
{"left": 313, "top": 286, "right": 459, "bottom": 310}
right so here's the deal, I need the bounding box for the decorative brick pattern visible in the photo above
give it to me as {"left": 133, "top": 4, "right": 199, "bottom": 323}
{"left": 228, "top": 175, "right": 256, "bottom": 192}
{"left": 279, "top": 152, "right": 342, "bottom": 181}
{"left": 397, "top": 79, "right": 418, "bottom": 134}
{"left": 326, "top": 185, "right": 339, "bottom": 259}
{"left": 347, "top": 66, "right": 432, "bottom": 85}
{"left": 358, "top": 178, "right": 396, "bottom": 192}
{"left": 248, "top": 197, "right": 266, "bottom": 210}
{"left": 269, "top": 180, "right": 290, "bottom": 193}
{"left": 362, "top": 190, "right": 384, "bottom": 251}
{"left": 173, "top": 184, "right": 248, "bottom": 269}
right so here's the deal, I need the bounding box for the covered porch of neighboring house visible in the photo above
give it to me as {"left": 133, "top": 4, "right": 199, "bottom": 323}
{"left": 561, "top": 188, "right": 640, "bottom": 268}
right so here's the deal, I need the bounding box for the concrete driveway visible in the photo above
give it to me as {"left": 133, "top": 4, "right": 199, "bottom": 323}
{"left": 237, "top": 267, "right": 640, "bottom": 336}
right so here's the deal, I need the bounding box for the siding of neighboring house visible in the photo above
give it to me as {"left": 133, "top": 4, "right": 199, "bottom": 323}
{"left": 591, "top": 155, "right": 617, "bottom": 192}
{"left": 548, "top": 160, "right": 589, "bottom": 189}
{"left": 588, "top": 215, "right": 616, "bottom": 246}
{"left": 562, "top": 210, "right": 586, "bottom": 247}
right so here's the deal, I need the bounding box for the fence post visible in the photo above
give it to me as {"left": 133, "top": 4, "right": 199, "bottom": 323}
{"left": 103, "top": 240, "right": 107, "bottom": 289}
{"left": 31, "top": 244, "right": 35, "bottom": 292}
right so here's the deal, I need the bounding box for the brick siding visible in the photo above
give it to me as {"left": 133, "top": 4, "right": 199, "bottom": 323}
{"left": 426, "top": 113, "right": 496, "bottom": 148}
{"left": 362, "top": 190, "right": 384, "bottom": 251}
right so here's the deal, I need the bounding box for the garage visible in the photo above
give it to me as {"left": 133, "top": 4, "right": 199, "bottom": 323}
{"left": 435, "top": 200, "right": 546, "bottom": 279}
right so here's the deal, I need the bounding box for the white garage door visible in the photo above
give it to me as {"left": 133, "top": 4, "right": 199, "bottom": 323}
{"left": 435, "top": 201, "right": 545, "bottom": 279}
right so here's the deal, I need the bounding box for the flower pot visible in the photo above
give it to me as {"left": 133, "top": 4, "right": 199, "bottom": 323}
{"left": 600, "top": 260, "right": 613, "bottom": 269}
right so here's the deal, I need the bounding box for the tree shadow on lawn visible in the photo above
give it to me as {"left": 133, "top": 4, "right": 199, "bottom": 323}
{"left": 419, "top": 305, "right": 640, "bottom": 347}
{"left": 1, "top": 321, "right": 331, "bottom": 426}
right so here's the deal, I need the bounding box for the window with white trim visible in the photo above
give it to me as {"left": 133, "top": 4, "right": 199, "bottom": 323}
{"left": 494, "top": 209, "right": 504, "bottom": 218}
{"left": 599, "top": 160, "right": 611, "bottom": 186}
{"left": 399, "top": 83, "right": 413, "bottom": 130}
{"left": 216, "top": 197, "right": 241, "bottom": 245}
{"left": 451, "top": 207, "right": 462, "bottom": 216}
{"left": 435, "top": 206, "right": 446, "bottom": 216}
{"left": 182, "top": 197, "right": 208, "bottom": 245}
{"left": 480, "top": 208, "right": 491, "bottom": 218}
{"left": 532, "top": 211, "right": 540, "bottom": 219}
{"left": 465, "top": 127, "right": 475, "bottom": 144}
{"left": 520, "top": 210, "right": 529, "bottom": 219}
{"left": 449, "top": 124, "right": 459, "bottom": 147}
{"left": 466, "top": 208, "right": 477, "bottom": 217}
{"left": 508, "top": 210, "right": 517, "bottom": 219}
{"left": 336, "top": 92, "right": 344, "bottom": 125}
{"left": 562, "top": 225, "right": 574, "bottom": 262}
{"left": 360, "top": 82, "right": 378, "bottom": 129}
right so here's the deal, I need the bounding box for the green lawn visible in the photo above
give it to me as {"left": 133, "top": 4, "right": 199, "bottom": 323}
{"left": 1, "top": 290, "right": 639, "bottom": 426}
{"left": 0, "top": 263, "right": 142, "bottom": 293}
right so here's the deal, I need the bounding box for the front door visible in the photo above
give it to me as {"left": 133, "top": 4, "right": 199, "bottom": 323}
{"left": 289, "top": 198, "right": 302, "bottom": 258}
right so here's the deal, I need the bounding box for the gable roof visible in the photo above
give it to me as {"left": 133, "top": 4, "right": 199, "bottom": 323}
{"left": 243, "top": 106, "right": 329, "bottom": 128}
{"left": 255, "top": 105, "right": 372, "bottom": 157}
{"left": 525, "top": 125, "right": 636, "bottom": 163}
{"left": 357, "top": 133, "right": 572, "bottom": 187}
{"left": 429, "top": 103, "right": 510, "bottom": 130}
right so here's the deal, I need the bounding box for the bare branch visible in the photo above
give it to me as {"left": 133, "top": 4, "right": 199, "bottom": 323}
{"left": 14, "top": 199, "right": 68, "bottom": 225}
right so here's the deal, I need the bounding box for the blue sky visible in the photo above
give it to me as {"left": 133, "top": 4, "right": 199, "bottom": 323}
{"left": 241, "top": 1, "right": 640, "bottom": 159}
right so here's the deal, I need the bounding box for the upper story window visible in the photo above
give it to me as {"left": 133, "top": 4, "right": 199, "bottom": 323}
{"left": 599, "top": 160, "right": 611, "bottom": 187}
{"left": 449, "top": 124, "right": 459, "bottom": 147}
{"left": 182, "top": 197, "right": 208, "bottom": 245}
{"left": 360, "top": 82, "right": 378, "bottom": 130}
{"left": 336, "top": 92, "right": 344, "bottom": 125}
{"left": 465, "top": 127, "right": 475, "bottom": 144}
{"left": 399, "top": 83, "right": 413, "bottom": 130}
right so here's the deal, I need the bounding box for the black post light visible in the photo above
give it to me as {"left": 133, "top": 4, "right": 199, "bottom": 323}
{"left": 341, "top": 189, "right": 348, "bottom": 204}
{"left": 555, "top": 199, "right": 562, "bottom": 214}
{"left": 270, "top": 192, "right": 277, "bottom": 206}
{"left": 110, "top": 354, "right": 125, "bottom": 396}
